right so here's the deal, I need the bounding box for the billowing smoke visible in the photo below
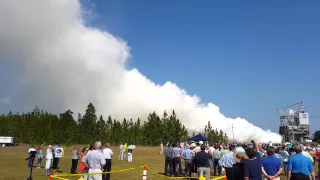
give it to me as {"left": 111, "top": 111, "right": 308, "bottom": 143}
{"left": 0, "top": 0, "right": 281, "bottom": 143}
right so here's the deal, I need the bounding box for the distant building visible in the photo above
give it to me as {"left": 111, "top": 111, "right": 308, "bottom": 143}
{"left": 278, "top": 102, "right": 310, "bottom": 143}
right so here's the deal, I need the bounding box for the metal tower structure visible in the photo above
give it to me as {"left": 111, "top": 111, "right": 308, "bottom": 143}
{"left": 277, "top": 102, "right": 310, "bottom": 143}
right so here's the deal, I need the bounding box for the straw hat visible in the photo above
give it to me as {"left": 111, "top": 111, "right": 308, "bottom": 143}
{"left": 233, "top": 152, "right": 249, "bottom": 163}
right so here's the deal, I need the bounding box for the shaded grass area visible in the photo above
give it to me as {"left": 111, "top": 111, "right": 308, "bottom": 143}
{"left": 0, "top": 146, "right": 317, "bottom": 180}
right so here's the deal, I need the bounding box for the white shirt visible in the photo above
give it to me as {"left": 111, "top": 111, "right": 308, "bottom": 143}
{"left": 120, "top": 144, "right": 124, "bottom": 150}
{"left": 209, "top": 147, "right": 215, "bottom": 154}
{"left": 46, "top": 148, "right": 53, "bottom": 159}
{"left": 28, "top": 148, "right": 36, "bottom": 153}
{"left": 82, "top": 150, "right": 106, "bottom": 169}
{"left": 103, "top": 148, "right": 113, "bottom": 159}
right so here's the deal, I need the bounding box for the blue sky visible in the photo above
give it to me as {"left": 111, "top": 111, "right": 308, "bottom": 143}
{"left": 82, "top": 0, "right": 320, "bottom": 132}
{"left": 1, "top": 0, "right": 319, "bottom": 133}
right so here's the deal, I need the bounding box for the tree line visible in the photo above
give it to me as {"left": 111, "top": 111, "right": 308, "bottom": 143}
{"left": 0, "top": 103, "right": 228, "bottom": 146}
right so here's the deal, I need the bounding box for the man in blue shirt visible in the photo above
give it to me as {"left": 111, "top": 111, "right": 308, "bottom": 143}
{"left": 181, "top": 145, "right": 193, "bottom": 177}
{"left": 172, "top": 144, "right": 182, "bottom": 176}
{"left": 261, "top": 148, "right": 282, "bottom": 180}
{"left": 288, "top": 145, "right": 315, "bottom": 180}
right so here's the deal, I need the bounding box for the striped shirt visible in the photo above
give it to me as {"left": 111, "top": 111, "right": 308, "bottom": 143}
{"left": 221, "top": 151, "right": 236, "bottom": 168}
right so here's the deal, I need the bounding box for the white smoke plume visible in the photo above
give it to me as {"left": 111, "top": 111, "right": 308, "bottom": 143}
{"left": 0, "top": 0, "right": 282, "bottom": 143}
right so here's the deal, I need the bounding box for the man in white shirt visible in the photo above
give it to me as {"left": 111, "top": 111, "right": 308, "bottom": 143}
{"left": 160, "top": 143, "right": 164, "bottom": 155}
{"left": 82, "top": 141, "right": 106, "bottom": 180}
{"left": 102, "top": 143, "right": 113, "bottom": 180}
{"left": 27, "top": 146, "right": 37, "bottom": 169}
{"left": 299, "top": 144, "right": 314, "bottom": 163}
{"left": 119, "top": 143, "right": 124, "bottom": 161}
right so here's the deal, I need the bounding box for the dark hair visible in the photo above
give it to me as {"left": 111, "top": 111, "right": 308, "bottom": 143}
{"left": 82, "top": 147, "right": 87, "bottom": 153}
{"left": 267, "top": 148, "right": 275, "bottom": 156}
{"left": 172, "top": 144, "right": 176, "bottom": 148}
{"left": 229, "top": 145, "right": 235, "bottom": 151}
{"left": 200, "top": 144, "right": 206, "bottom": 151}
{"left": 245, "top": 147, "right": 256, "bottom": 159}
{"left": 282, "top": 145, "right": 286, "bottom": 150}
{"left": 89, "top": 144, "right": 93, "bottom": 151}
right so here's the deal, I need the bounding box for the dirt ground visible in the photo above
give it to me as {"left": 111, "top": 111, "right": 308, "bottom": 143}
{"left": 0, "top": 146, "right": 317, "bottom": 180}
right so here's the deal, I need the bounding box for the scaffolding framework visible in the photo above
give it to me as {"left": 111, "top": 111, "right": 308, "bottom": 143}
{"left": 277, "top": 102, "right": 310, "bottom": 143}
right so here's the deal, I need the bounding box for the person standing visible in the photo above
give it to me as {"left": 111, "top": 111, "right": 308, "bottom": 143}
{"left": 287, "top": 145, "right": 315, "bottom": 180}
{"left": 160, "top": 143, "right": 164, "bottom": 155}
{"left": 123, "top": 143, "right": 128, "bottom": 160}
{"left": 118, "top": 143, "right": 124, "bottom": 161}
{"left": 213, "top": 145, "right": 222, "bottom": 176}
{"left": 261, "top": 148, "right": 282, "bottom": 180}
{"left": 280, "top": 146, "right": 290, "bottom": 174}
{"left": 172, "top": 144, "right": 182, "bottom": 176}
{"left": 127, "top": 147, "right": 133, "bottom": 162}
{"left": 52, "top": 142, "right": 61, "bottom": 169}
{"left": 315, "top": 147, "right": 320, "bottom": 177}
{"left": 82, "top": 141, "right": 106, "bottom": 180}
{"left": 194, "top": 144, "right": 212, "bottom": 180}
{"left": 37, "top": 145, "right": 44, "bottom": 169}
{"left": 79, "top": 147, "right": 89, "bottom": 180}
{"left": 244, "top": 140, "right": 262, "bottom": 180}
{"left": 71, "top": 145, "right": 80, "bottom": 174}
{"left": 164, "top": 144, "right": 174, "bottom": 176}
{"left": 233, "top": 151, "right": 249, "bottom": 180}
{"left": 220, "top": 145, "right": 236, "bottom": 180}
{"left": 181, "top": 145, "right": 193, "bottom": 177}
{"left": 45, "top": 145, "right": 53, "bottom": 176}
{"left": 102, "top": 143, "right": 113, "bottom": 180}
{"left": 28, "top": 145, "right": 37, "bottom": 169}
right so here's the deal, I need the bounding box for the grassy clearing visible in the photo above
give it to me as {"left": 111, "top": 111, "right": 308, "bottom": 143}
{"left": 0, "top": 146, "right": 316, "bottom": 180}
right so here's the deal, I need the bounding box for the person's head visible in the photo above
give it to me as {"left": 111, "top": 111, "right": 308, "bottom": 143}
{"left": 200, "top": 144, "right": 206, "bottom": 151}
{"left": 37, "top": 145, "right": 42, "bottom": 151}
{"left": 106, "top": 143, "right": 110, "bottom": 148}
{"left": 172, "top": 144, "right": 176, "bottom": 148}
{"left": 167, "top": 144, "right": 171, "bottom": 148}
{"left": 74, "top": 144, "right": 79, "bottom": 150}
{"left": 89, "top": 144, "right": 93, "bottom": 151}
{"left": 245, "top": 147, "right": 256, "bottom": 159}
{"left": 48, "top": 145, "right": 52, "bottom": 149}
{"left": 82, "top": 147, "right": 89, "bottom": 155}
{"left": 94, "top": 141, "right": 102, "bottom": 150}
{"left": 267, "top": 148, "right": 275, "bottom": 156}
{"left": 294, "top": 145, "right": 302, "bottom": 154}
{"left": 229, "top": 145, "right": 236, "bottom": 152}
{"left": 214, "top": 145, "right": 218, "bottom": 149}
{"left": 196, "top": 142, "right": 200, "bottom": 146}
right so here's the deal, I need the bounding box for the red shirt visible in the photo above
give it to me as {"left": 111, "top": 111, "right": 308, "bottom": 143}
{"left": 315, "top": 152, "right": 320, "bottom": 162}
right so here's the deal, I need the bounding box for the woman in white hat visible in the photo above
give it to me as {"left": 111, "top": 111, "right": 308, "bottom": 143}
{"left": 45, "top": 145, "right": 53, "bottom": 176}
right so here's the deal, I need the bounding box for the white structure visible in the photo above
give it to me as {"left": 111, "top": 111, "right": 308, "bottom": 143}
{"left": 278, "top": 102, "right": 310, "bottom": 143}
{"left": 0, "top": 136, "right": 14, "bottom": 147}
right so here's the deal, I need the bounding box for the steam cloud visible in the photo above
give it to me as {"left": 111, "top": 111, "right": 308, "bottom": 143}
{"left": 0, "top": 0, "right": 282, "bottom": 143}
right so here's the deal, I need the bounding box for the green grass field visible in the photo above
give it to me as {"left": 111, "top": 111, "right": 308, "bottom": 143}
{"left": 0, "top": 146, "right": 315, "bottom": 180}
